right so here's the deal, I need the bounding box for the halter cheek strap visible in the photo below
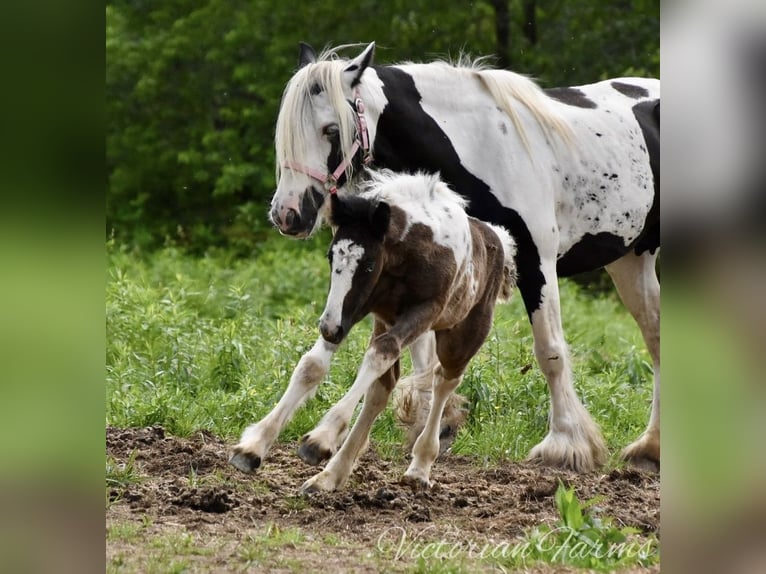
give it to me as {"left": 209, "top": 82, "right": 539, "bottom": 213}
{"left": 282, "top": 87, "right": 372, "bottom": 195}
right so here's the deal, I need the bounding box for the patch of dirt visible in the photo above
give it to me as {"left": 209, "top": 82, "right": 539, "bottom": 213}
{"left": 106, "top": 426, "right": 660, "bottom": 572}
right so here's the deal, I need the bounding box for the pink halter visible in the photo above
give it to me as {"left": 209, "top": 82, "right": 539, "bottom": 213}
{"left": 282, "top": 87, "right": 372, "bottom": 195}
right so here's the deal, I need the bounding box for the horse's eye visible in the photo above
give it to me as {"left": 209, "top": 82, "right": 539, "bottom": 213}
{"left": 322, "top": 124, "right": 339, "bottom": 137}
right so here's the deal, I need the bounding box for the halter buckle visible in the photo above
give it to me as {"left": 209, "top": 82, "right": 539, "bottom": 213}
{"left": 324, "top": 177, "right": 339, "bottom": 194}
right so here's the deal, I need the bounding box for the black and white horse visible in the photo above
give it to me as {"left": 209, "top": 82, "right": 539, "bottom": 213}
{"left": 251, "top": 42, "right": 660, "bottom": 472}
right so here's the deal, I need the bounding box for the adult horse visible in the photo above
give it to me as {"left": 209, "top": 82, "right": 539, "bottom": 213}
{"left": 263, "top": 42, "right": 660, "bottom": 473}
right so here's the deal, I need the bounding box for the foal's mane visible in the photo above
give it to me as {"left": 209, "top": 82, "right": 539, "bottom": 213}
{"left": 359, "top": 170, "right": 468, "bottom": 212}
{"left": 275, "top": 46, "right": 572, "bottom": 183}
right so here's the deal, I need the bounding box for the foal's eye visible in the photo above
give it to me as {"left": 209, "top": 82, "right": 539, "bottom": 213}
{"left": 322, "top": 124, "right": 339, "bottom": 137}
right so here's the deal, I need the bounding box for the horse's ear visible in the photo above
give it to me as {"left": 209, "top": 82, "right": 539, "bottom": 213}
{"left": 298, "top": 42, "right": 317, "bottom": 68}
{"left": 343, "top": 42, "right": 375, "bottom": 87}
{"left": 329, "top": 192, "right": 342, "bottom": 224}
{"left": 370, "top": 201, "right": 390, "bottom": 240}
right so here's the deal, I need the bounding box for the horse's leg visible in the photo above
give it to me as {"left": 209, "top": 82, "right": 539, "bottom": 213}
{"left": 605, "top": 250, "right": 660, "bottom": 471}
{"left": 229, "top": 337, "right": 336, "bottom": 472}
{"left": 393, "top": 332, "right": 468, "bottom": 454}
{"left": 401, "top": 364, "right": 462, "bottom": 488}
{"left": 301, "top": 366, "right": 397, "bottom": 493}
{"left": 299, "top": 304, "right": 439, "bottom": 467}
{"left": 403, "top": 299, "right": 495, "bottom": 488}
{"left": 526, "top": 260, "right": 607, "bottom": 472}
{"left": 298, "top": 318, "right": 394, "bottom": 465}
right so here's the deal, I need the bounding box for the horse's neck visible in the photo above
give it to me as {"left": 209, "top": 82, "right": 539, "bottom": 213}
{"left": 363, "top": 64, "right": 532, "bottom": 174}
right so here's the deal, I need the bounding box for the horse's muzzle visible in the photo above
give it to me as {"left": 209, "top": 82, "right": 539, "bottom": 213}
{"left": 271, "top": 207, "right": 312, "bottom": 237}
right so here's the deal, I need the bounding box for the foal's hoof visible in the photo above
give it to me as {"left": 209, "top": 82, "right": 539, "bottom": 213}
{"left": 228, "top": 449, "right": 261, "bottom": 473}
{"left": 298, "top": 436, "right": 332, "bottom": 466}
{"left": 300, "top": 471, "right": 340, "bottom": 494}
{"left": 401, "top": 472, "right": 433, "bottom": 492}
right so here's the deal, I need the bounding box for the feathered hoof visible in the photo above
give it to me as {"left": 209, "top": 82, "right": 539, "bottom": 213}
{"left": 400, "top": 471, "right": 432, "bottom": 491}
{"left": 527, "top": 429, "right": 607, "bottom": 473}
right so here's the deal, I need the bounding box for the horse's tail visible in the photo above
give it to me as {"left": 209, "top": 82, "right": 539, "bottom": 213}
{"left": 485, "top": 223, "right": 517, "bottom": 302}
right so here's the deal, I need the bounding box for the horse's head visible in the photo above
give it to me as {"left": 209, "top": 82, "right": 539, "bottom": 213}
{"left": 271, "top": 42, "right": 376, "bottom": 238}
{"left": 318, "top": 193, "right": 390, "bottom": 344}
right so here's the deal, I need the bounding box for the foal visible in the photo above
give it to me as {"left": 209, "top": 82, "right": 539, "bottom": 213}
{"left": 230, "top": 172, "right": 515, "bottom": 491}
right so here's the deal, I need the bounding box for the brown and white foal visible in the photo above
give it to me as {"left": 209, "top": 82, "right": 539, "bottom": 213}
{"left": 230, "top": 171, "right": 516, "bottom": 491}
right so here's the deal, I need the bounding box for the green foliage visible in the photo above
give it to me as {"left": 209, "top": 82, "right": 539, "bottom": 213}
{"left": 106, "top": 241, "right": 652, "bottom": 463}
{"left": 106, "top": 0, "right": 659, "bottom": 252}
{"left": 505, "top": 483, "right": 659, "bottom": 570}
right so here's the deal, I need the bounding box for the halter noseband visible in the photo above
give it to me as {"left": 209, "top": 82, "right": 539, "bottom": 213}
{"left": 282, "top": 87, "right": 372, "bottom": 195}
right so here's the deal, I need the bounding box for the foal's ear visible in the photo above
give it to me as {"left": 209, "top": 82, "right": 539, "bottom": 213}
{"left": 298, "top": 42, "right": 317, "bottom": 68}
{"left": 343, "top": 42, "right": 375, "bottom": 87}
{"left": 370, "top": 201, "right": 390, "bottom": 240}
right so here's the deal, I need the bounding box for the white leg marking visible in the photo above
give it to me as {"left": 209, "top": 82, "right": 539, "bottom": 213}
{"left": 300, "top": 346, "right": 398, "bottom": 463}
{"left": 301, "top": 378, "right": 392, "bottom": 493}
{"left": 229, "top": 337, "right": 336, "bottom": 472}
{"left": 403, "top": 365, "right": 463, "bottom": 488}
{"left": 527, "top": 268, "right": 607, "bottom": 472}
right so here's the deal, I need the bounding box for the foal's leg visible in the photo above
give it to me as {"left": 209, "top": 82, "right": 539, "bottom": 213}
{"left": 298, "top": 318, "right": 394, "bottom": 465}
{"left": 301, "top": 367, "right": 397, "bottom": 493}
{"left": 403, "top": 300, "right": 495, "bottom": 488}
{"left": 402, "top": 364, "right": 462, "bottom": 488}
{"left": 299, "top": 306, "right": 439, "bottom": 466}
{"left": 606, "top": 250, "right": 660, "bottom": 471}
{"left": 229, "top": 337, "right": 336, "bottom": 472}
{"left": 394, "top": 332, "right": 467, "bottom": 453}
{"left": 526, "top": 260, "right": 607, "bottom": 472}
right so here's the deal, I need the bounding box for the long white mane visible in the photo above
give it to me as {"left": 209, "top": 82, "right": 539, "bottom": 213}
{"left": 275, "top": 48, "right": 361, "bottom": 183}
{"left": 275, "top": 47, "right": 573, "bottom": 183}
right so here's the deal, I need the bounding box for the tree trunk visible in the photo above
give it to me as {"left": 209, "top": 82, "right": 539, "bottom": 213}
{"left": 490, "top": 0, "right": 511, "bottom": 69}
{"left": 523, "top": 0, "right": 537, "bottom": 45}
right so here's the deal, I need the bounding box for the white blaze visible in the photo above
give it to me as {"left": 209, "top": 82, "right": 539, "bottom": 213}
{"left": 320, "top": 239, "right": 365, "bottom": 332}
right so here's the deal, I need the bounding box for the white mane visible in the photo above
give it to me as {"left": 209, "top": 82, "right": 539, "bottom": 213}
{"left": 275, "top": 53, "right": 359, "bottom": 183}
{"left": 275, "top": 47, "right": 573, "bottom": 182}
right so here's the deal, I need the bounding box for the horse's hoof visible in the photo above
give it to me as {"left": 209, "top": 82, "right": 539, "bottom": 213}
{"left": 623, "top": 454, "right": 659, "bottom": 473}
{"left": 621, "top": 432, "right": 660, "bottom": 472}
{"left": 229, "top": 450, "right": 261, "bottom": 473}
{"left": 401, "top": 472, "right": 432, "bottom": 491}
{"left": 300, "top": 472, "right": 337, "bottom": 494}
{"left": 298, "top": 437, "right": 332, "bottom": 466}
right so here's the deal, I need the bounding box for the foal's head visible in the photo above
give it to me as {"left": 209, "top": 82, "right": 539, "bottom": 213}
{"left": 318, "top": 193, "right": 390, "bottom": 344}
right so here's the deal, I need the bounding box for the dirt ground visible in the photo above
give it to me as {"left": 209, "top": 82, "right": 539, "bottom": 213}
{"left": 106, "top": 426, "right": 660, "bottom": 573}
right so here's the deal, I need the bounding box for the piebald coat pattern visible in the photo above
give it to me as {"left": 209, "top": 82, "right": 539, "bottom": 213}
{"left": 231, "top": 172, "right": 516, "bottom": 491}
{"left": 252, "top": 42, "right": 661, "bottom": 473}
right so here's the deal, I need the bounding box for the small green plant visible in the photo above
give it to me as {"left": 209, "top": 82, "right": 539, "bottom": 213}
{"left": 513, "top": 483, "right": 659, "bottom": 570}
{"left": 106, "top": 451, "right": 142, "bottom": 505}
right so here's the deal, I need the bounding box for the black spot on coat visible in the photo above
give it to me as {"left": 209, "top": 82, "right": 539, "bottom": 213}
{"left": 611, "top": 81, "right": 650, "bottom": 99}
{"left": 544, "top": 87, "right": 597, "bottom": 109}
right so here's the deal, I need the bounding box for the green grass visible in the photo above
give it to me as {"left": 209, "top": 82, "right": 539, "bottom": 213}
{"left": 106, "top": 235, "right": 652, "bottom": 462}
